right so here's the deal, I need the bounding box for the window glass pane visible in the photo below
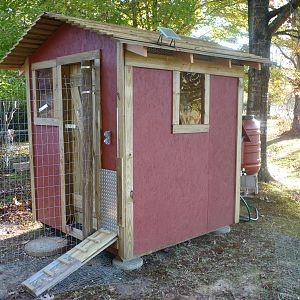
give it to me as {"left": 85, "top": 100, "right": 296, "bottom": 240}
{"left": 36, "top": 68, "right": 54, "bottom": 118}
{"left": 179, "top": 72, "right": 205, "bottom": 125}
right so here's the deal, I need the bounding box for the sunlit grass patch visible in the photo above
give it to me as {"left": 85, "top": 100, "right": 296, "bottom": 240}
{"left": 268, "top": 138, "right": 300, "bottom": 188}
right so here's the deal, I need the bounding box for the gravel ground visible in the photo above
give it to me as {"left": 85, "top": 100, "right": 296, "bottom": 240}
{"left": 1, "top": 184, "right": 299, "bottom": 300}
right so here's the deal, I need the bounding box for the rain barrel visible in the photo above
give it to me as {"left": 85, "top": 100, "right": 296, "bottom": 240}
{"left": 241, "top": 115, "right": 261, "bottom": 175}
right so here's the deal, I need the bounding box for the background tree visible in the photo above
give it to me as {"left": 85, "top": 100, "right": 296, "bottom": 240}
{"left": 247, "top": 0, "right": 300, "bottom": 181}
{"left": 274, "top": 8, "right": 300, "bottom": 135}
{"left": 0, "top": 0, "right": 205, "bottom": 59}
{"left": 2, "top": 0, "right": 300, "bottom": 182}
{"left": 195, "top": 0, "right": 300, "bottom": 180}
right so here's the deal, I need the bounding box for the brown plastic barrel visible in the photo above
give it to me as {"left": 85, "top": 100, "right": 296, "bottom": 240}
{"left": 241, "top": 115, "right": 261, "bottom": 175}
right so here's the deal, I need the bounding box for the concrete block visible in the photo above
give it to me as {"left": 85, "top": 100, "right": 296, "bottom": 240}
{"left": 112, "top": 257, "right": 143, "bottom": 271}
{"left": 211, "top": 225, "right": 231, "bottom": 235}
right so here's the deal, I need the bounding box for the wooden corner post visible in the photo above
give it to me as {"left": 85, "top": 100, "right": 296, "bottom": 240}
{"left": 235, "top": 77, "right": 243, "bottom": 223}
{"left": 117, "top": 43, "right": 134, "bottom": 259}
{"left": 24, "top": 59, "right": 37, "bottom": 221}
{"left": 81, "top": 60, "right": 94, "bottom": 238}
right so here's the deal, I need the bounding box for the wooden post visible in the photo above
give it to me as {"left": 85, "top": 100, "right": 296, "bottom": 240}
{"left": 235, "top": 77, "right": 243, "bottom": 223}
{"left": 81, "top": 60, "right": 93, "bottom": 238}
{"left": 24, "top": 59, "right": 37, "bottom": 221}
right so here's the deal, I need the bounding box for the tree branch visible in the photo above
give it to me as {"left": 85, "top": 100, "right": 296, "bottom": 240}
{"left": 269, "top": 0, "right": 300, "bottom": 35}
{"left": 277, "top": 29, "right": 299, "bottom": 35}
{"left": 268, "top": 7, "right": 283, "bottom": 19}
{"left": 274, "top": 43, "right": 297, "bottom": 68}
{"left": 273, "top": 30, "right": 300, "bottom": 39}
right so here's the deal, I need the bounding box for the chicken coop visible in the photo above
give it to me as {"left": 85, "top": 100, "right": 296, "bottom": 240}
{"left": 0, "top": 12, "right": 268, "bottom": 296}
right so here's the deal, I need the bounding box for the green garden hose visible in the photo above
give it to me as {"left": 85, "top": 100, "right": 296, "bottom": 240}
{"left": 240, "top": 195, "right": 259, "bottom": 222}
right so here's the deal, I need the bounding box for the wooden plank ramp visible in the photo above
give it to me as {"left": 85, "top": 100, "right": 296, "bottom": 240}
{"left": 22, "top": 229, "right": 118, "bottom": 297}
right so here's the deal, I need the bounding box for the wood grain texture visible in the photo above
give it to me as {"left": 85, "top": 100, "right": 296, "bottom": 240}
{"left": 172, "top": 71, "right": 180, "bottom": 125}
{"left": 172, "top": 124, "right": 209, "bottom": 134}
{"left": 122, "top": 65, "right": 134, "bottom": 259}
{"left": 125, "top": 52, "right": 245, "bottom": 78}
{"left": 235, "top": 77, "right": 243, "bottom": 223}
{"left": 93, "top": 58, "right": 101, "bottom": 230}
{"left": 57, "top": 65, "right": 67, "bottom": 231}
{"left": 81, "top": 60, "right": 94, "bottom": 238}
{"left": 116, "top": 42, "right": 126, "bottom": 258}
{"left": 24, "top": 59, "right": 36, "bottom": 221}
{"left": 125, "top": 44, "right": 147, "bottom": 57}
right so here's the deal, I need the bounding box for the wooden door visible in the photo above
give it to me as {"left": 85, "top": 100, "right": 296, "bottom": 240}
{"left": 61, "top": 60, "right": 100, "bottom": 239}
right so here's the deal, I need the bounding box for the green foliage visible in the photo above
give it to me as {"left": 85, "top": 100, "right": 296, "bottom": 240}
{"left": 200, "top": 0, "right": 248, "bottom": 45}
{"left": 0, "top": 74, "right": 27, "bottom": 141}
{"left": 0, "top": 73, "right": 25, "bottom": 101}
{"left": 0, "top": 0, "right": 205, "bottom": 59}
{"left": 269, "top": 66, "right": 293, "bottom": 105}
{"left": 117, "top": 0, "right": 203, "bottom": 34}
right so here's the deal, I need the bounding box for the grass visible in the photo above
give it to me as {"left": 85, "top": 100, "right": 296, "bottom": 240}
{"left": 267, "top": 119, "right": 300, "bottom": 188}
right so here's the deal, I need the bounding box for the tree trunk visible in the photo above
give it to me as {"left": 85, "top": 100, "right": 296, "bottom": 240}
{"left": 291, "top": 45, "right": 300, "bottom": 135}
{"left": 291, "top": 91, "right": 300, "bottom": 135}
{"left": 247, "top": 0, "right": 272, "bottom": 181}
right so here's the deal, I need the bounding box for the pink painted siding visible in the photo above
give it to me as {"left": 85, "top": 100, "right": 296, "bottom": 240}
{"left": 208, "top": 75, "right": 238, "bottom": 230}
{"left": 133, "top": 68, "right": 238, "bottom": 256}
{"left": 31, "top": 23, "right": 117, "bottom": 170}
{"left": 32, "top": 125, "right": 62, "bottom": 228}
{"left": 30, "top": 24, "right": 118, "bottom": 229}
{"left": 133, "top": 68, "right": 209, "bottom": 255}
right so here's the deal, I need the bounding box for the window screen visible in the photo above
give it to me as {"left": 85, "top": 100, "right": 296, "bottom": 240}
{"left": 36, "top": 68, "right": 54, "bottom": 118}
{"left": 179, "top": 72, "right": 205, "bottom": 125}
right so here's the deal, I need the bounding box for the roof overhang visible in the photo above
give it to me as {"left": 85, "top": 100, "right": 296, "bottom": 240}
{"left": 0, "top": 13, "right": 269, "bottom": 70}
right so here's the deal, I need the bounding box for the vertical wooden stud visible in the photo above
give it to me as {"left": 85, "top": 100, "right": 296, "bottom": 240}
{"left": 117, "top": 42, "right": 134, "bottom": 259}
{"left": 172, "top": 71, "right": 180, "bottom": 126}
{"left": 93, "top": 58, "right": 101, "bottom": 230}
{"left": 204, "top": 74, "right": 210, "bottom": 125}
{"left": 123, "top": 65, "right": 134, "bottom": 259}
{"left": 24, "top": 59, "right": 36, "bottom": 221}
{"left": 81, "top": 60, "right": 94, "bottom": 238}
{"left": 117, "top": 42, "right": 126, "bottom": 256}
{"left": 57, "top": 65, "right": 67, "bottom": 232}
{"left": 235, "top": 77, "right": 243, "bottom": 223}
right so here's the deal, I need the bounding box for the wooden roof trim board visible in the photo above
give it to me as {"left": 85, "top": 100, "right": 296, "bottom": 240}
{"left": 0, "top": 12, "right": 269, "bottom": 70}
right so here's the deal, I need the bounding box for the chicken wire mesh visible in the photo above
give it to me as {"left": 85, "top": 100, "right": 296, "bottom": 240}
{"left": 0, "top": 76, "right": 41, "bottom": 263}
{"left": 0, "top": 73, "right": 121, "bottom": 297}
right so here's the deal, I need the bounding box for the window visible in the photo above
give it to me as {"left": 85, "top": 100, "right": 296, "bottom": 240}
{"left": 35, "top": 68, "right": 54, "bottom": 118}
{"left": 32, "top": 60, "right": 58, "bottom": 125}
{"left": 173, "top": 71, "right": 209, "bottom": 133}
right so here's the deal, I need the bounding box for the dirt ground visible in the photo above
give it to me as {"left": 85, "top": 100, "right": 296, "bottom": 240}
{"left": 1, "top": 120, "right": 300, "bottom": 300}
{"left": 52, "top": 182, "right": 299, "bottom": 300}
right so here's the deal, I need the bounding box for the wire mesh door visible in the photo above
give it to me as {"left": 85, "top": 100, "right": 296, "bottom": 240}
{"left": 62, "top": 61, "right": 101, "bottom": 240}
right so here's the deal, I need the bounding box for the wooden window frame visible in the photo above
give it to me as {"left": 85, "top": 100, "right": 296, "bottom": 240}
{"left": 172, "top": 71, "right": 210, "bottom": 134}
{"left": 32, "top": 59, "right": 59, "bottom": 126}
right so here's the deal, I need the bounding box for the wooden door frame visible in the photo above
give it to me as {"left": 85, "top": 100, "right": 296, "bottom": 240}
{"left": 56, "top": 50, "right": 101, "bottom": 239}
{"left": 117, "top": 42, "right": 135, "bottom": 260}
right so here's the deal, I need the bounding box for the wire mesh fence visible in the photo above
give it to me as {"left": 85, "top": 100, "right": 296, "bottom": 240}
{"left": 0, "top": 75, "right": 69, "bottom": 264}
{"left": 0, "top": 76, "right": 37, "bottom": 263}
{"left": 0, "top": 72, "right": 121, "bottom": 297}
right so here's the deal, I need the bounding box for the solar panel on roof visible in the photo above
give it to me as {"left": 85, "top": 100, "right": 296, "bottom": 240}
{"left": 158, "top": 27, "right": 181, "bottom": 40}
{"left": 157, "top": 26, "right": 181, "bottom": 47}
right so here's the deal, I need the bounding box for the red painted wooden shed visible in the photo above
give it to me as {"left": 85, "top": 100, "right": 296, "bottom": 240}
{"left": 0, "top": 13, "right": 268, "bottom": 265}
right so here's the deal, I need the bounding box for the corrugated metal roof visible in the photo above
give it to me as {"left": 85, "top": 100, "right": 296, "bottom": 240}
{"left": 0, "top": 12, "right": 269, "bottom": 69}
